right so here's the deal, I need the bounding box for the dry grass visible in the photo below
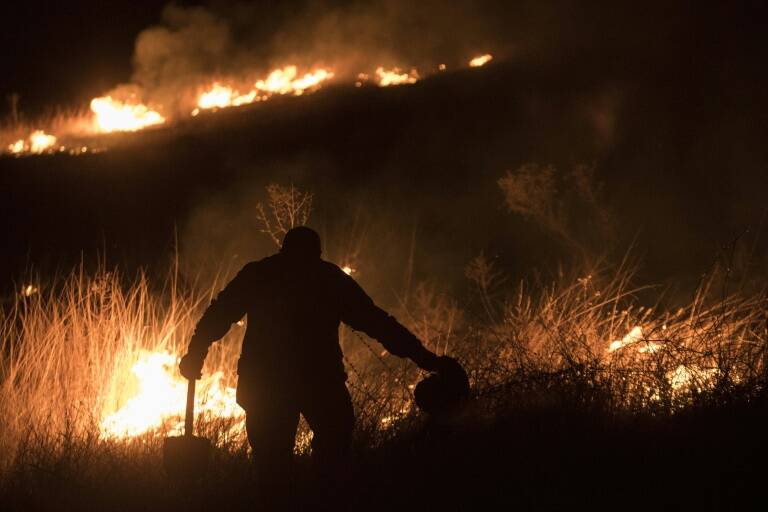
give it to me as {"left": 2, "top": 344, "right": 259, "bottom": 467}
{"left": 0, "top": 108, "right": 96, "bottom": 152}
{"left": 1, "top": 257, "right": 766, "bottom": 499}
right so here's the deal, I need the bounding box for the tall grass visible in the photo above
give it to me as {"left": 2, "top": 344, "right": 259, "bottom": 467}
{"left": 457, "top": 256, "right": 768, "bottom": 412}
{"left": 1, "top": 259, "right": 766, "bottom": 482}
{"left": 0, "top": 267, "right": 241, "bottom": 469}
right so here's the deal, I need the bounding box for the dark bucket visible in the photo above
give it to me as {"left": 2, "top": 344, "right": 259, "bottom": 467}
{"left": 163, "top": 434, "right": 212, "bottom": 481}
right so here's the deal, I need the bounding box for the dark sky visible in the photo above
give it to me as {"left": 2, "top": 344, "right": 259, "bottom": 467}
{"left": 2, "top": 1, "right": 766, "bottom": 117}
{"left": 1, "top": 1, "right": 193, "bottom": 113}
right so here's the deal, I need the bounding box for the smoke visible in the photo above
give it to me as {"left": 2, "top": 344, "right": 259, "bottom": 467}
{"left": 132, "top": 5, "right": 231, "bottom": 110}
{"left": 124, "top": 5, "right": 233, "bottom": 116}
{"left": 104, "top": 0, "right": 523, "bottom": 117}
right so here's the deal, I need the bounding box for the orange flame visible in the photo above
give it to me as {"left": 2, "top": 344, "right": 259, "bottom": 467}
{"left": 100, "top": 350, "right": 244, "bottom": 438}
{"left": 469, "top": 54, "right": 493, "bottom": 67}
{"left": 7, "top": 139, "right": 26, "bottom": 154}
{"left": 90, "top": 96, "right": 165, "bottom": 133}
{"left": 374, "top": 67, "right": 419, "bottom": 87}
{"left": 6, "top": 130, "right": 58, "bottom": 155}
{"left": 197, "top": 83, "right": 258, "bottom": 110}
{"left": 195, "top": 66, "right": 334, "bottom": 114}
{"left": 3, "top": 54, "right": 496, "bottom": 156}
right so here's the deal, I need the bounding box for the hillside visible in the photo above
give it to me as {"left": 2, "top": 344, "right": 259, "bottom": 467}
{"left": 1, "top": 56, "right": 766, "bottom": 295}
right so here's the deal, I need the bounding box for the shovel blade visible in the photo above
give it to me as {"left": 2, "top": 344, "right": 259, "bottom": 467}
{"left": 163, "top": 435, "right": 211, "bottom": 481}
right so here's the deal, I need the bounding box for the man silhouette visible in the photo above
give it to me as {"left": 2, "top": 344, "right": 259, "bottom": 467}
{"left": 179, "top": 226, "right": 461, "bottom": 500}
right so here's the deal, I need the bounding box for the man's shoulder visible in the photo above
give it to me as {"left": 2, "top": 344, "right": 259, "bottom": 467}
{"left": 319, "top": 259, "right": 349, "bottom": 279}
{"left": 239, "top": 255, "right": 279, "bottom": 275}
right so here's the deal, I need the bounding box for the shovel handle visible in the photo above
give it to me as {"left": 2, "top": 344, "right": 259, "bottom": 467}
{"left": 185, "top": 378, "right": 196, "bottom": 437}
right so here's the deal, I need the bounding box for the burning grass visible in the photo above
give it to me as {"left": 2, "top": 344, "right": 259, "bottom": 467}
{"left": 1, "top": 53, "right": 497, "bottom": 157}
{"left": 0, "top": 258, "right": 766, "bottom": 507}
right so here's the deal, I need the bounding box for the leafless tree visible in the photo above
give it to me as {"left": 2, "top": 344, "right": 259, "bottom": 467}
{"left": 255, "top": 183, "right": 313, "bottom": 247}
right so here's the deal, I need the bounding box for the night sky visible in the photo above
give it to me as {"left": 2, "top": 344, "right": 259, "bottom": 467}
{"left": 3, "top": 2, "right": 170, "bottom": 113}
{"left": 3, "top": 1, "right": 766, "bottom": 117}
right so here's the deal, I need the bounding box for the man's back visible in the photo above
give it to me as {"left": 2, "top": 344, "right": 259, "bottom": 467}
{"left": 185, "top": 226, "right": 440, "bottom": 395}
{"left": 237, "top": 254, "right": 350, "bottom": 383}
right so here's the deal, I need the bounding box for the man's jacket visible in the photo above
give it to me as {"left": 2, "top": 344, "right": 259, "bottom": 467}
{"left": 188, "top": 253, "right": 433, "bottom": 393}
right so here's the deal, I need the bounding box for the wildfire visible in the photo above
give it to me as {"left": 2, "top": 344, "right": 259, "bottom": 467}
{"left": 668, "top": 365, "right": 718, "bottom": 391}
{"left": 100, "top": 350, "right": 244, "bottom": 438}
{"left": 373, "top": 67, "right": 420, "bottom": 87}
{"left": 608, "top": 325, "right": 644, "bottom": 352}
{"left": 21, "top": 284, "right": 39, "bottom": 297}
{"left": 256, "top": 66, "right": 333, "bottom": 96}
{"left": 7, "top": 130, "right": 57, "bottom": 154}
{"left": 469, "top": 54, "right": 493, "bottom": 67}
{"left": 197, "top": 83, "right": 257, "bottom": 111}
{"left": 90, "top": 96, "right": 165, "bottom": 133}
{"left": 608, "top": 325, "right": 718, "bottom": 394}
{"left": 195, "top": 66, "right": 334, "bottom": 114}
{"left": 342, "top": 265, "right": 355, "bottom": 276}
{"left": 3, "top": 54, "right": 498, "bottom": 156}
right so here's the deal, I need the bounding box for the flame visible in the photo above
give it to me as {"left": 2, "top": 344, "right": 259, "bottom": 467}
{"left": 256, "top": 66, "right": 333, "bottom": 95}
{"left": 7, "top": 139, "right": 25, "bottom": 154}
{"left": 607, "top": 326, "right": 721, "bottom": 397}
{"left": 608, "top": 325, "right": 644, "bottom": 352}
{"left": 341, "top": 266, "right": 355, "bottom": 276}
{"left": 668, "top": 365, "right": 718, "bottom": 392}
{"left": 469, "top": 54, "right": 493, "bottom": 67}
{"left": 3, "top": 53, "right": 497, "bottom": 156}
{"left": 30, "top": 131, "right": 57, "bottom": 153}
{"left": 374, "top": 67, "right": 419, "bottom": 87}
{"left": 6, "top": 130, "right": 57, "bottom": 154}
{"left": 100, "top": 350, "right": 244, "bottom": 438}
{"left": 195, "top": 66, "right": 334, "bottom": 113}
{"left": 90, "top": 96, "right": 165, "bottom": 133}
{"left": 21, "top": 284, "right": 39, "bottom": 297}
{"left": 197, "top": 83, "right": 258, "bottom": 110}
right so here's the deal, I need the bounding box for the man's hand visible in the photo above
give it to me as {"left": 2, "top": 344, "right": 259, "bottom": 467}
{"left": 428, "top": 355, "right": 466, "bottom": 379}
{"left": 179, "top": 351, "right": 205, "bottom": 380}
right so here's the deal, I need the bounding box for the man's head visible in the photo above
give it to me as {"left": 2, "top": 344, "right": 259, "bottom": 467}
{"left": 280, "top": 226, "right": 322, "bottom": 260}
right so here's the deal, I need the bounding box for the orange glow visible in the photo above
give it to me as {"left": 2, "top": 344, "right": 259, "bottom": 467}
{"left": 195, "top": 66, "right": 334, "bottom": 113}
{"left": 6, "top": 130, "right": 57, "bottom": 155}
{"left": 608, "top": 325, "right": 644, "bottom": 352}
{"left": 90, "top": 96, "right": 165, "bottom": 133}
{"left": 100, "top": 350, "right": 244, "bottom": 438}
{"left": 3, "top": 53, "right": 500, "bottom": 155}
{"left": 21, "top": 284, "right": 39, "bottom": 297}
{"left": 29, "top": 130, "right": 57, "bottom": 153}
{"left": 374, "top": 67, "right": 419, "bottom": 86}
{"left": 469, "top": 54, "right": 493, "bottom": 67}
{"left": 7, "top": 138, "right": 25, "bottom": 154}
{"left": 197, "top": 83, "right": 258, "bottom": 110}
{"left": 256, "top": 66, "right": 333, "bottom": 95}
